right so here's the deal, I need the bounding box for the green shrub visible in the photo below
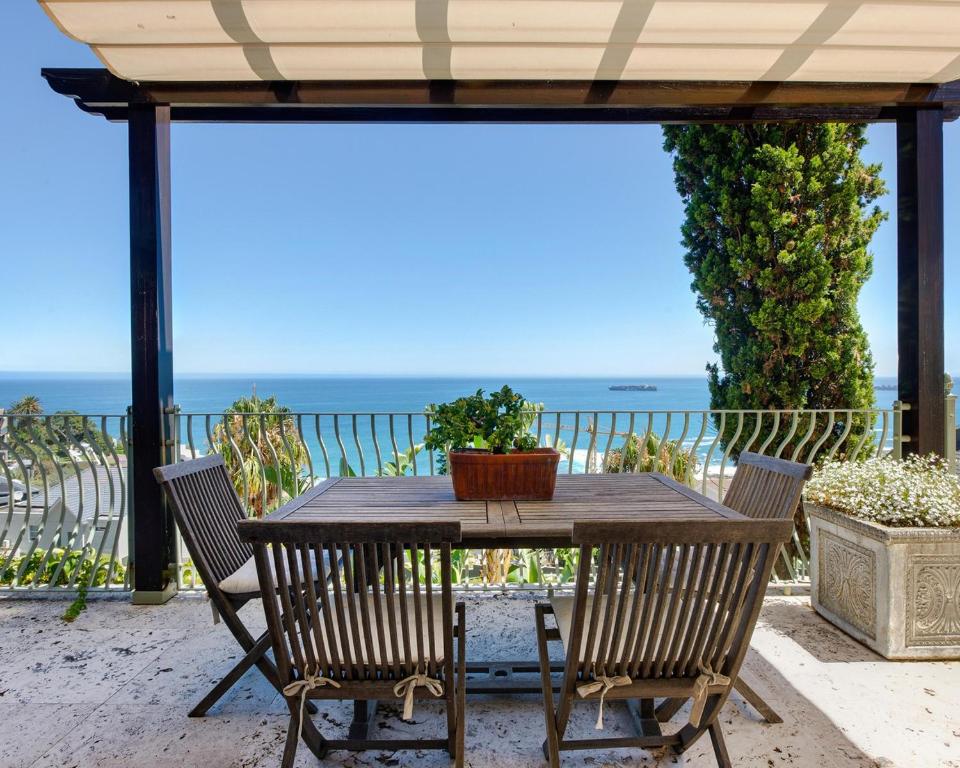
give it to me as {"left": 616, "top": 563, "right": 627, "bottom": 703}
{"left": 424, "top": 386, "right": 539, "bottom": 455}
{"left": 0, "top": 548, "right": 125, "bottom": 587}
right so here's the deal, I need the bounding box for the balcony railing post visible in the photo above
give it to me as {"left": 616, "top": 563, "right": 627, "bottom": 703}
{"left": 892, "top": 401, "right": 907, "bottom": 460}
{"left": 945, "top": 393, "right": 957, "bottom": 471}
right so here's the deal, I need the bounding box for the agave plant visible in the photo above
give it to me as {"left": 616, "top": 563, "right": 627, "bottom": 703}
{"left": 602, "top": 431, "right": 695, "bottom": 483}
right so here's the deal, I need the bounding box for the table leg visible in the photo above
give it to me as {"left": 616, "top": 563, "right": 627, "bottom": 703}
{"left": 349, "top": 699, "right": 379, "bottom": 740}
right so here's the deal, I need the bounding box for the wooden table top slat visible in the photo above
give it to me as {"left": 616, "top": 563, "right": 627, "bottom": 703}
{"left": 262, "top": 472, "right": 744, "bottom": 547}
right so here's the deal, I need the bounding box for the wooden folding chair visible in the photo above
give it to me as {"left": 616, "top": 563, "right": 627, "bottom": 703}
{"left": 154, "top": 455, "right": 320, "bottom": 717}
{"left": 535, "top": 517, "right": 792, "bottom": 768}
{"left": 656, "top": 451, "right": 813, "bottom": 724}
{"left": 237, "top": 518, "right": 467, "bottom": 768}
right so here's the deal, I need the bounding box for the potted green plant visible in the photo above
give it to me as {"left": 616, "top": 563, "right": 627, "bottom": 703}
{"left": 424, "top": 386, "right": 560, "bottom": 500}
{"left": 805, "top": 454, "right": 960, "bottom": 660}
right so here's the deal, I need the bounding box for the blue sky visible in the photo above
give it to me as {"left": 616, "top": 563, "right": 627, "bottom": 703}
{"left": 2, "top": 3, "right": 957, "bottom": 377}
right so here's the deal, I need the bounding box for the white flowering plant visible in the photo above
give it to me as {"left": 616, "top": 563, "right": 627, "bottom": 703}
{"left": 806, "top": 454, "right": 960, "bottom": 528}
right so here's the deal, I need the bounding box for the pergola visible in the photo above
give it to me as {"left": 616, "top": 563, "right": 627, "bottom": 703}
{"left": 39, "top": 0, "right": 958, "bottom": 603}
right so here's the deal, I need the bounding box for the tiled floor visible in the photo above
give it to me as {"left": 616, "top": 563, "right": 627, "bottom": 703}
{"left": 1, "top": 592, "right": 958, "bottom": 768}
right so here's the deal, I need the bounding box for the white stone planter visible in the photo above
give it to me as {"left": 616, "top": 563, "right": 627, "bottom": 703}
{"left": 807, "top": 502, "right": 960, "bottom": 660}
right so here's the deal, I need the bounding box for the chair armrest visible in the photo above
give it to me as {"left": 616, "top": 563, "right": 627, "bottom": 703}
{"left": 453, "top": 601, "right": 466, "bottom": 637}
{"left": 535, "top": 602, "right": 561, "bottom": 641}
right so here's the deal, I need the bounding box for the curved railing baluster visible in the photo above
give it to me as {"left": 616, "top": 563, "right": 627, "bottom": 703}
{"left": 388, "top": 415, "right": 401, "bottom": 475}
{"left": 640, "top": 411, "right": 654, "bottom": 464}
{"left": 408, "top": 414, "right": 418, "bottom": 476}
{"left": 101, "top": 416, "right": 127, "bottom": 587}
{"left": 0, "top": 425, "right": 25, "bottom": 581}
{"left": 314, "top": 415, "right": 331, "bottom": 478}
{"left": 352, "top": 414, "right": 366, "bottom": 476}
{"left": 740, "top": 411, "right": 763, "bottom": 456}
{"left": 185, "top": 414, "right": 197, "bottom": 459}
{"left": 717, "top": 411, "right": 744, "bottom": 499}
{"left": 806, "top": 411, "right": 835, "bottom": 465}
{"left": 23, "top": 418, "right": 58, "bottom": 586}
{"left": 241, "top": 413, "right": 268, "bottom": 516}
{"left": 333, "top": 414, "right": 348, "bottom": 477}
{"left": 850, "top": 413, "right": 873, "bottom": 460}
{"left": 426, "top": 414, "right": 434, "bottom": 475}
{"left": 568, "top": 412, "right": 581, "bottom": 475}
{"left": 655, "top": 413, "right": 671, "bottom": 475}
{"left": 670, "top": 412, "right": 691, "bottom": 484}
{"left": 219, "top": 414, "right": 248, "bottom": 515}
{"left": 81, "top": 418, "right": 116, "bottom": 588}
{"left": 701, "top": 412, "right": 725, "bottom": 495}
{"left": 775, "top": 411, "right": 799, "bottom": 458}
{"left": 277, "top": 415, "right": 302, "bottom": 492}
{"left": 51, "top": 417, "right": 91, "bottom": 588}
{"left": 258, "top": 414, "right": 283, "bottom": 510}
{"left": 585, "top": 411, "right": 600, "bottom": 474}
{"left": 791, "top": 411, "right": 818, "bottom": 462}
{"left": 370, "top": 414, "right": 383, "bottom": 476}
{"left": 757, "top": 411, "right": 780, "bottom": 455}
{"left": 687, "top": 411, "right": 710, "bottom": 487}
{"left": 600, "top": 412, "right": 617, "bottom": 473}
{"left": 826, "top": 410, "right": 854, "bottom": 460}
{"left": 620, "top": 413, "right": 636, "bottom": 473}
{"left": 877, "top": 410, "right": 890, "bottom": 458}
{"left": 297, "top": 415, "right": 315, "bottom": 484}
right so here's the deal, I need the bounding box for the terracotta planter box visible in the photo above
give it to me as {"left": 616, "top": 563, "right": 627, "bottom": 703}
{"left": 448, "top": 448, "right": 560, "bottom": 501}
{"left": 807, "top": 502, "right": 960, "bottom": 660}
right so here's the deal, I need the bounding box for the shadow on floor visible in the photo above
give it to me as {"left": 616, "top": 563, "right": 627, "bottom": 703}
{"left": 757, "top": 596, "right": 884, "bottom": 664}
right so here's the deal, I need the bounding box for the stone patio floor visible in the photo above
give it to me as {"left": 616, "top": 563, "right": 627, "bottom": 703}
{"left": 1, "top": 592, "right": 958, "bottom": 768}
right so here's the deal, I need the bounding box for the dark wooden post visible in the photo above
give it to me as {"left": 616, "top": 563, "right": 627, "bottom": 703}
{"left": 128, "top": 103, "right": 177, "bottom": 603}
{"left": 897, "top": 107, "right": 946, "bottom": 457}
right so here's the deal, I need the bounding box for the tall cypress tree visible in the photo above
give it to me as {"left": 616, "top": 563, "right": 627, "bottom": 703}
{"left": 663, "top": 124, "right": 886, "bottom": 453}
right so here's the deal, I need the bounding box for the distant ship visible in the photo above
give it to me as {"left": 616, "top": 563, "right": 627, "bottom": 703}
{"left": 609, "top": 384, "right": 658, "bottom": 391}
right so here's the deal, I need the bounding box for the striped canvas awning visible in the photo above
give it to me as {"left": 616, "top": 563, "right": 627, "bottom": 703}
{"left": 40, "top": 0, "right": 960, "bottom": 84}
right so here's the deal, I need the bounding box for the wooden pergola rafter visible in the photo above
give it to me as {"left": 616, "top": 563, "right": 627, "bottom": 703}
{"left": 40, "top": 0, "right": 957, "bottom": 603}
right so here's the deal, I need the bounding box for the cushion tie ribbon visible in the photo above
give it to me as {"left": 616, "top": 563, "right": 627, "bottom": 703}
{"left": 690, "top": 662, "right": 731, "bottom": 727}
{"left": 282, "top": 671, "right": 341, "bottom": 739}
{"left": 393, "top": 673, "right": 444, "bottom": 721}
{"left": 576, "top": 674, "right": 632, "bottom": 730}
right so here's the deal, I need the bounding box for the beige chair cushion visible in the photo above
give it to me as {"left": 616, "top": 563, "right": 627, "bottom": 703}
{"left": 551, "top": 595, "right": 639, "bottom": 663}
{"left": 219, "top": 548, "right": 324, "bottom": 595}
{"left": 310, "top": 593, "right": 448, "bottom": 666}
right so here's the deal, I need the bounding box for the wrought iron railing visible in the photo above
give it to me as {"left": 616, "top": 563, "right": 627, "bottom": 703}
{"left": 174, "top": 404, "right": 906, "bottom": 590}
{"left": 0, "top": 404, "right": 909, "bottom": 592}
{"left": 0, "top": 413, "right": 129, "bottom": 592}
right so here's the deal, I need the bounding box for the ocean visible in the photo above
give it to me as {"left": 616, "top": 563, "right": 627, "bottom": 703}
{"left": 0, "top": 373, "right": 905, "bottom": 416}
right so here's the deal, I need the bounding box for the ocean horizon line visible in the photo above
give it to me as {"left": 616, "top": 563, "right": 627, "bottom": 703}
{"left": 0, "top": 370, "right": 905, "bottom": 380}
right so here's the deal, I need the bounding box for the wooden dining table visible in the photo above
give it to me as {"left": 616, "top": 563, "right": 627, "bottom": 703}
{"left": 260, "top": 471, "right": 747, "bottom": 737}
{"left": 266, "top": 471, "right": 745, "bottom": 547}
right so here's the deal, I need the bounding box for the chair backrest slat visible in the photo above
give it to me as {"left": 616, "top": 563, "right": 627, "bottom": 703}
{"left": 302, "top": 544, "right": 329, "bottom": 674}
{"left": 723, "top": 452, "right": 812, "bottom": 521}
{"left": 566, "top": 519, "right": 791, "bottom": 690}
{"left": 675, "top": 542, "right": 724, "bottom": 676}
{"left": 154, "top": 455, "right": 250, "bottom": 589}
{"left": 238, "top": 520, "right": 461, "bottom": 687}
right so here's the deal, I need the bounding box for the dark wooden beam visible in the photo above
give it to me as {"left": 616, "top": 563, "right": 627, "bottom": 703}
{"left": 75, "top": 103, "right": 937, "bottom": 124}
{"left": 42, "top": 68, "right": 960, "bottom": 124}
{"left": 128, "top": 103, "right": 177, "bottom": 603}
{"left": 897, "top": 107, "right": 946, "bottom": 457}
